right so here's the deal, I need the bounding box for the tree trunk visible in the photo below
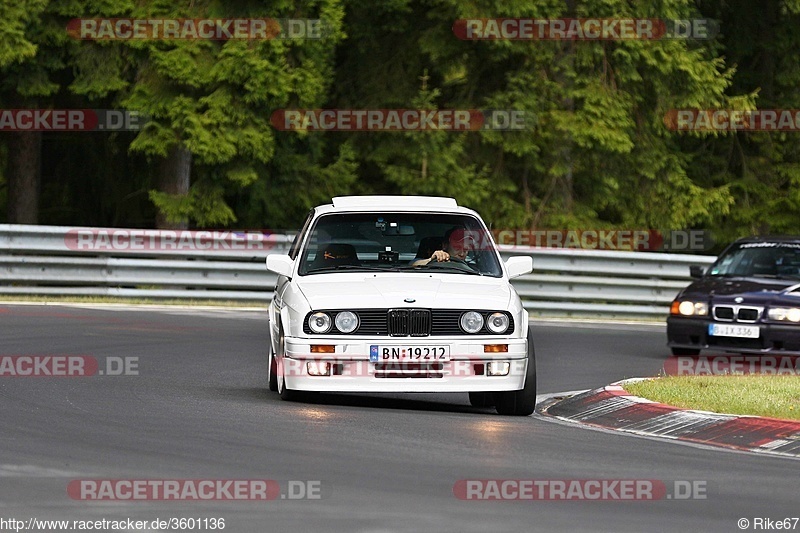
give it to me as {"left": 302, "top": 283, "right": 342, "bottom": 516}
{"left": 561, "top": 1, "right": 577, "bottom": 213}
{"left": 757, "top": 0, "right": 778, "bottom": 102}
{"left": 561, "top": 143, "right": 574, "bottom": 213}
{"left": 6, "top": 131, "right": 41, "bottom": 224}
{"left": 155, "top": 145, "right": 191, "bottom": 229}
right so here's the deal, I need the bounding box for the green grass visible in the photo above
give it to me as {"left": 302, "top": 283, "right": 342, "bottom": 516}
{"left": 623, "top": 375, "right": 800, "bottom": 421}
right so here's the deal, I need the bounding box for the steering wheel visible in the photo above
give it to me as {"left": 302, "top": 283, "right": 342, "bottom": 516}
{"left": 427, "top": 256, "right": 476, "bottom": 272}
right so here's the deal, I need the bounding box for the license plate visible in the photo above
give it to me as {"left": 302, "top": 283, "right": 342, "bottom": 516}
{"left": 708, "top": 323, "right": 760, "bottom": 338}
{"left": 370, "top": 345, "right": 450, "bottom": 362}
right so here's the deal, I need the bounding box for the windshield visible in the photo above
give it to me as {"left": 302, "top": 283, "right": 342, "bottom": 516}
{"left": 298, "top": 212, "right": 502, "bottom": 277}
{"left": 708, "top": 242, "right": 800, "bottom": 279}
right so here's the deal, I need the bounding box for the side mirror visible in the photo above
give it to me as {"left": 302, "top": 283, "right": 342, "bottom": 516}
{"left": 266, "top": 254, "right": 294, "bottom": 278}
{"left": 505, "top": 256, "right": 533, "bottom": 279}
{"left": 689, "top": 265, "right": 705, "bottom": 279}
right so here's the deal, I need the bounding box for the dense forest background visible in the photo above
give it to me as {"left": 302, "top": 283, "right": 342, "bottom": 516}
{"left": 1, "top": 0, "right": 799, "bottom": 248}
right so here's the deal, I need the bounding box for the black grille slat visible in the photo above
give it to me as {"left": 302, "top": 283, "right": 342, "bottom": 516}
{"left": 737, "top": 308, "right": 760, "bottom": 322}
{"left": 712, "top": 305, "right": 762, "bottom": 323}
{"left": 410, "top": 309, "right": 431, "bottom": 337}
{"left": 714, "top": 306, "right": 735, "bottom": 321}
{"left": 431, "top": 310, "right": 464, "bottom": 335}
{"left": 388, "top": 309, "right": 431, "bottom": 336}
{"left": 388, "top": 309, "right": 409, "bottom": 336}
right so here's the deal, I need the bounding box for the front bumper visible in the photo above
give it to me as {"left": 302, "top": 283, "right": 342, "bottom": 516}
{"left": 280, "top": 336, "right": 529, "bottom": 393}
{"left": 667, "top": 316, "right": 800, "bottom": 354}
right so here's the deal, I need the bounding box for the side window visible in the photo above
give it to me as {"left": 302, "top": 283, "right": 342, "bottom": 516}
{"left": 288, "top": 209, "right": 315, "bottom": 260}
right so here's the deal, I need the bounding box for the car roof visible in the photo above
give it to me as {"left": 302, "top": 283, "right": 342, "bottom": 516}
{"left": 732, "top": 235, "right": 800, "bottom": 244}
{"left": 314, "top": 196, "right": 477, "bottom": 215}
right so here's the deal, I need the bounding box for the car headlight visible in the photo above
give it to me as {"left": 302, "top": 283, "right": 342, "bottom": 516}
{"left": 767, "top": 307, "right": 800, "bottom": 322}
{"left": 335, "top": 311, "right": 359, "bottom": 333}
{"left": 308, "top": 312, "right": 332, "bottom": 333}
{"left": 460, "top": 311, "right": 484, "bottom": 333}
{"left": 486, "top": 312, "right": 510, "bottom": 334}
{"left": 671, "top": 301, "right": 708, "bottom": 316}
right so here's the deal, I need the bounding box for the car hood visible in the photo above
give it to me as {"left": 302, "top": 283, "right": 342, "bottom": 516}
{"left": 296, "top": 273, "right": 512, "bottom": 310}
{"left": 681, "top": 276, "right": 800, "bottom": 305}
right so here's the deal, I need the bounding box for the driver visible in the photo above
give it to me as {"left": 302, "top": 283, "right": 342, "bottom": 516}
{"left": 412, "top": 227, "right": 475, "bottom": 267}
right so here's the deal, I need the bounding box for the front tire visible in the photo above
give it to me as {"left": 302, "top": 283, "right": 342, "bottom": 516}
{"left": 267, "top": 343, "right": 278, "bottom": 392}
{"left": 495, "top": 326, "right": 537, "bottom": 416}
{"left": 275, "top": 329, "right": 298, "bottom": 401}
{"left": 469, "top": 392, "right": 495, "bottom": 408}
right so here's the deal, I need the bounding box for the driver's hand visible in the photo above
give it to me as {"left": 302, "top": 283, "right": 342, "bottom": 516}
{"left": 431, "top": 250, "right": 450, "bottom": 262}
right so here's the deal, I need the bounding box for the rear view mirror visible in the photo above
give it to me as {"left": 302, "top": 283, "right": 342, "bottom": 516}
{"left": 381, "top": 222, "right": 415, "bottom": 236}
{"left": 505, "top": 256, "right": 533, "bottom": 279}
{"left": 266, "top": 254, "right": 294, "bottom": 278}
{"left": 689, "top": 265, "right": 705, "bottom": 279}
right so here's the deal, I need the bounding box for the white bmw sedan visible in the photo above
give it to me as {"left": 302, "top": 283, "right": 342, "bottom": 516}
{"left": 266, "top": 196, "right": 536, "bottom": 415}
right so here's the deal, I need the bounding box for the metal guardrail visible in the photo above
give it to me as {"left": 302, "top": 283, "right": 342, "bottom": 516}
{"left": 515, "top": 248, "right": 715, "bottom": 318}
{"left": 0, "top": 224, "right": 716, "bottom": 318}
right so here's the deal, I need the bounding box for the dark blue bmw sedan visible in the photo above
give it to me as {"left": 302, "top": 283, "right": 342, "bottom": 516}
{"left": 667, "top": 236, "right": 800, "bottom": 355}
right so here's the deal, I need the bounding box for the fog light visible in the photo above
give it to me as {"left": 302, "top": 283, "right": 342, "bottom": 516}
{"left": 307, "top": 361, "right": 331, "bottom": 376}
{"left": 487, "top": 361, "right": 510, "bottom": 376}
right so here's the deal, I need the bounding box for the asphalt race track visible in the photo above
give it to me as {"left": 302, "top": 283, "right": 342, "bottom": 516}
{"left": 0, "top": 304, "right": 796, "bottom": 533}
